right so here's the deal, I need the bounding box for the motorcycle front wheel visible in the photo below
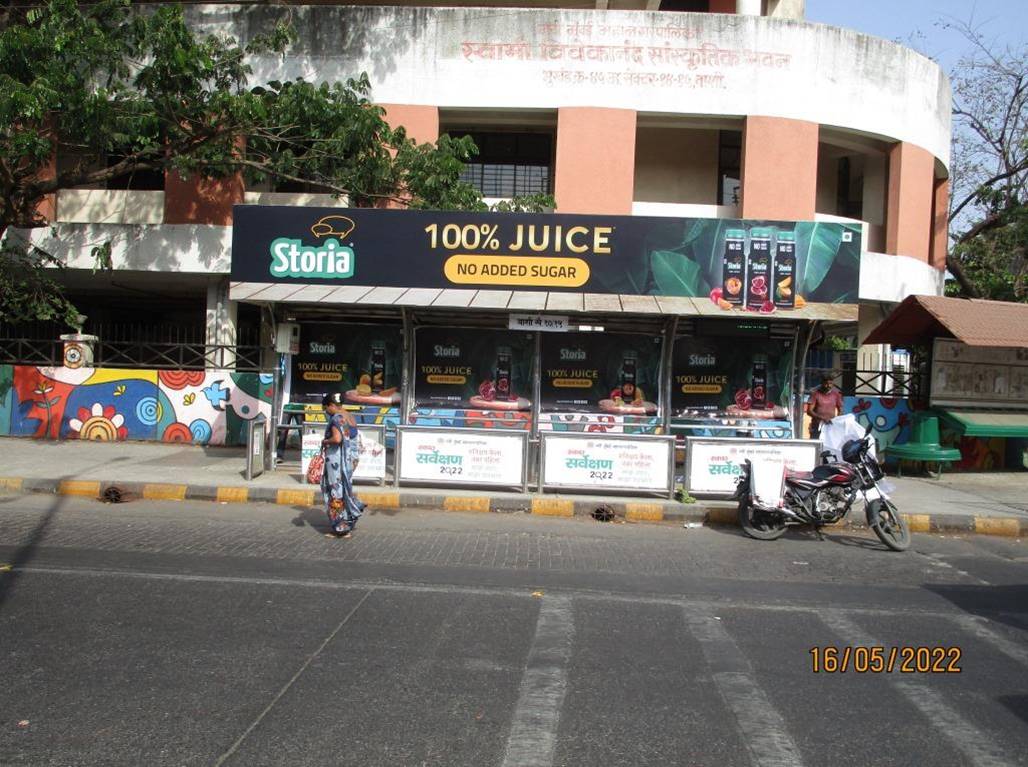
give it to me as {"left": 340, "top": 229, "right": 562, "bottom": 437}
{"left": 738, "top": 498, "right": 787, "bottom": 540}
{"left": 867, "top": 498, "right": 911, "bottom": 551}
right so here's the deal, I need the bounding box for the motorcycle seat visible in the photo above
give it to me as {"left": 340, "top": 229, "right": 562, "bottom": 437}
{"left": 786, "top": 465, "right": 838, "bottom": 482}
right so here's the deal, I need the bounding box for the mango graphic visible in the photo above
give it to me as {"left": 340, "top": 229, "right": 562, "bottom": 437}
{"left": 379, "top": 386, "right": 398, "bottom": 396}
{"left": 356, "top": 384, "right": 372, "bottom": 395}
{"left": 795, "top": 294, "right": 807, "bottom": 308}
{"left": 358, "top": 373, "right": 372, "bottom": 386}
{"left": 633, "top": 387, "right": 645, "bottom": 405}
{"left": 372, "top": 372, "right": 384, "bottom": 386}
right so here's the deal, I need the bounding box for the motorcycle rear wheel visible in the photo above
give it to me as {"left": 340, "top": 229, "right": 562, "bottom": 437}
{"left": 738, "top": 498, "right": 787, "bottom": 540}
{"left": 867, "top": 498, "right": 911, "bottom": 551}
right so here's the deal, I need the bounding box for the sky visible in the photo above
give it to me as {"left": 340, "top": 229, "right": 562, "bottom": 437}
{"left": 804, "top": 0, "right": 1027, "bottom": 74}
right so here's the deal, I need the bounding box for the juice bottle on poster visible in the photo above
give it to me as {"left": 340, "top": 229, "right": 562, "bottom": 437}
{"left": 772, "top": 230, "right": 796, "bottom": 309}
{"left": 371, "top": 342, "right": 386, "bottom": 391}
{"left": 751, "top": 354, "right": 768, "bottom": 410}
{"left": 495, "top": 346, "right": 513, "bottom": 401}
{"left": 620, "top": 352, "right": 637, "bottom": 402}
{"left": 746, "top": 228, "right": 772, "bottom": 310}
{"left": 722, "top": 229, "right": 746, "bottom": 305}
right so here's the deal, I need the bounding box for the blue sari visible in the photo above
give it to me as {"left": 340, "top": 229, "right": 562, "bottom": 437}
{"left": 321, "top": 413, "right": 366, "bottom": 534}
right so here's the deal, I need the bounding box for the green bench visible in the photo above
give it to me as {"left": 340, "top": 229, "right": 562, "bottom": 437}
{"left": 884, "top": 412, "right": 962, "bottom": 478}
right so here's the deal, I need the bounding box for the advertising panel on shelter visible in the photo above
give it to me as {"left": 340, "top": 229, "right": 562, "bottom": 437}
{"left": 290, "top": 323, "right": 402, "bottom": 406}
{"left": 539, "top": 332, "right": 663, "bottom": 414}
{"left": 412, "top": 327, "right": 534, "bottom": 411}
{"left": 232, "top": 206, "right": 862, "bottom": 312}
{"left": 670, "top": 335, "right": 793, "bottom": 422}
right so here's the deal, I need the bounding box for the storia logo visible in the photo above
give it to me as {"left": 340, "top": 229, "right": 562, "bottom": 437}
{"left": 689, "top": 353, "right": 716, "bottom": 366}
{"left": 434, "top": 344, "right": 460, "bottom": 358}
{"left": 560, "top": 348, "right": 587, "bottom": 361}
{"left": 310, "top": 341, "right": 336, "bottom": 354}
{"left": 269, "top": 216, "right": 357, "bottom": 279}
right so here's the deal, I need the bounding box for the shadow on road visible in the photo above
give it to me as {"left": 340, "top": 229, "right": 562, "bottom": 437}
{"left": 0, "top": 492, "right": 67, "bottom": 616}
{"left": 923, "top": 583, "right": 1028, "bottom": 633}
{"left": 998, "top": 695, "right": 1028, "bottom": 727}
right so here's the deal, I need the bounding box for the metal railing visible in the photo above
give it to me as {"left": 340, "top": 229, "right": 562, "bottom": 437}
{"left": 0, "top": 336, "right": 265, "bottom": 372}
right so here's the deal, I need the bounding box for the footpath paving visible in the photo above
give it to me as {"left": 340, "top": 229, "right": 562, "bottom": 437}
{"left": 0, "top": 436, "right": 1025, "bottom": 536}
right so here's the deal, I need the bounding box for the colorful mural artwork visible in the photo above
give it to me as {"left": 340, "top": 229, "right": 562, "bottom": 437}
{"left": 0, "top": 365, "right": 274, "bottom": 446}
{"left": 410, "top": 408, "right": 532, "bottom": 431}
{"left": 940, "top": 429, "right": 1006, "bottom": 471}
{"left": 843, "top": 396, "right": 913, "bottom": 456}
{"left": 541, "top": 413, "right": 662, "bottom": 435}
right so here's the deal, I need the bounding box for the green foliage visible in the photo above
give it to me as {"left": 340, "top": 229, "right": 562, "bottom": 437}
{"left": 1, "top": 0, "right": 553, "bottom": 325}
{"left": 0, "top": 239, "right": 81, "bottom": 326}
{"left": 823, "top": 335, "right": 855, "bottom": 352}
{"left": 946, "top": 201, "right": 1027, "bottom": 302}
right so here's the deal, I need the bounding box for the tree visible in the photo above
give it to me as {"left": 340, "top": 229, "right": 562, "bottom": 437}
{"left": 0, "top": 0, "right": 550, "bottom": 326}
{"left": 943, "top": 19, "right": 1027, "bottom": 300}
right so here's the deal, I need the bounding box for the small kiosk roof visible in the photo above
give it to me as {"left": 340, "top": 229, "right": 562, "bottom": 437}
{"left": 864, "top": 295, "right": 1028, "bottom": 348}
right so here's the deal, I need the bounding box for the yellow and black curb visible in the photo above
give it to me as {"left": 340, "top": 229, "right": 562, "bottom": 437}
{"left": 1, "top": 475, "right": 1025, "bottom": 538}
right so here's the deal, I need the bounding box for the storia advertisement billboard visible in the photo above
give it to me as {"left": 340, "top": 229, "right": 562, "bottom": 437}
{"left": 231, "top": 206, "right": 862, "bottom": 314}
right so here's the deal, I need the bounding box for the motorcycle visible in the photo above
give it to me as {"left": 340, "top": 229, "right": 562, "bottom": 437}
{"left": 734, "top": 423, "right": 910, "bottom": 551}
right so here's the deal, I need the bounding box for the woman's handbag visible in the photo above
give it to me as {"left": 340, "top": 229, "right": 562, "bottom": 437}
{"left": 306, "top": 448, "right": 325, "bottom": 485}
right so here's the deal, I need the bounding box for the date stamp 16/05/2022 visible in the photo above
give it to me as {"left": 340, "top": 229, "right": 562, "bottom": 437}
{"left": 810, "top": 646, "right": 962, "bottom": 674}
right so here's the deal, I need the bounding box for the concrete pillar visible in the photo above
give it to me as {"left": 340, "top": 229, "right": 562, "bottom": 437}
{"left": 740, "top": 116, "right": 818, "bottom": 221}
{"left": 885, "top": 141, "right": 934, "bottom": 261}
{"left": 930, "top": 177, "right": 949, "bottom": 271}
{"left": 736, "top": 0, "right": 762, "bottom": 15}
{"left": 554, "top": 107, "right": 636, "bottom": 215}
{"left": 206, "top": 278, "right": 237, "bottom": 369}
{"left": 378, "top": 104, "right": 440, "bottom": 145}
{"left": 164, "top": 171, "right": 244, "bottom": 226}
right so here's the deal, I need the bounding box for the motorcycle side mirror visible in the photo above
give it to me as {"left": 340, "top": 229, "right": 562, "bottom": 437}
{"left": 864, "top": 422, "right": 874, "bottom": 436}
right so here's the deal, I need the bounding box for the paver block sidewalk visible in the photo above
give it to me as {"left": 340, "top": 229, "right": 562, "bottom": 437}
{"left": 1, "top": 437, "right": 1026, "bottom": 537}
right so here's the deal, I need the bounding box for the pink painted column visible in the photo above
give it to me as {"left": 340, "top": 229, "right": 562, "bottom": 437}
{"left": 554, "top": 107, "right": 636, "bottom": 215}
{"left": 164, "top": 171, "right": 244, "bottom": 226}
{"left": 378, "top": 104, "right": 440, "bottom": 145}
{"left": 740, "top": 116, "right": 818, "bottom": 221}
{"left": 929, "top": 177, "right": 949, "bottom": 270}
{"left": 886, "top": 141, "right": 935, "bottom": 262}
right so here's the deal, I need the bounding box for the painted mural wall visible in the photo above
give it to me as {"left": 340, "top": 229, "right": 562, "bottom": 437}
{"left": 0, "top": 365, "right": 274, "bottom": 446}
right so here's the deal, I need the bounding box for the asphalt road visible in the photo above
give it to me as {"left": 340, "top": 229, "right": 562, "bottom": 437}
{"left": 1, "top": 492, "right": 1026, "bottom": 767}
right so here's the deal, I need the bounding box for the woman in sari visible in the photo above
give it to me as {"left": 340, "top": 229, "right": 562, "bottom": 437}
{"left": 321, "top": 392, "right": 366, "bottom": 538}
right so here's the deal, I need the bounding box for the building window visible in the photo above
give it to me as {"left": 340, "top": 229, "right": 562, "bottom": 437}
{"left": 449, "top": 131, "right": 553, "bottom": 198}
{"left": 717, "top": 130, "right": 742, "bottom": 206}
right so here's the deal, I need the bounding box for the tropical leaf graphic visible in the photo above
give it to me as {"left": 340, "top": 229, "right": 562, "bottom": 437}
{"left": 650, "top": 250, "right": 706, "bottom": 297}
{"left": 113, "top": 385, "right": 126, "bottom": 396}
{"left": 796, "top": 223, "right": 843, "bottom": 294}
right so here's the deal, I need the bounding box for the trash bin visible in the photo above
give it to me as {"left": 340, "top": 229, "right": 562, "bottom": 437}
{"left": 246, "top": 414, "right": 268, "bottom": 480}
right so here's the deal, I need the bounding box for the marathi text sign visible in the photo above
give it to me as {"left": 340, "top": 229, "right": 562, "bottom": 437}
{"left": 685, "top": 437, "right": 819, "bottom": 496}
{"left": 231, "top": 207, "right": 861, "bottom": 310}
{"left": 398, "top": 427, "right": 526, "bottom": 487}
{"left": 930, "top": 339, "right": 1028, "bottom": 409}
{"left": 301, "top": 426, "right": 388, "bottom": 483}
{"left": 542, "top": 433, "right": 673, "bottom": 493}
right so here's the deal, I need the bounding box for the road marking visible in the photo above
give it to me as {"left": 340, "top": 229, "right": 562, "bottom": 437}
{"left": 500, "top": 595, "right": 573, "bottom": 767}
{"left": 821, "top": 611, "right": 1016, "bottom": 767}
{"left": 213, "top": 588, "right": 374, "bottom": 767}
{"left": 531, "top": 499, "right": 573, "bottom": 517}
{"left": 949, "top": 614, "right": 1028, "bottom": 668}
{"left": 684, "top": 610, "right": 806, "bottom": 767}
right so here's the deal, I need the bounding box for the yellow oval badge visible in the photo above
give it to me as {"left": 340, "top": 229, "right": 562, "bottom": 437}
{"left": 444, "top": 255, "right": 590, "bottom": 288}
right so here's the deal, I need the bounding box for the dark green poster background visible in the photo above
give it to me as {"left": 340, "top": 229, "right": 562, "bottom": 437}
{"left": 413, "top": 327, "right": 534, "bottom": 409}
{"left": 232, "top": 207, "right": 861, "bottom": 310}
{"left": 670, "top": 336, "right": 793, "bottom": 420}
{"left": 540, "top": 333, "right": 663, "bottom": 414}
{"left": 290, "top": 324, "right": 401, "bottom": 403}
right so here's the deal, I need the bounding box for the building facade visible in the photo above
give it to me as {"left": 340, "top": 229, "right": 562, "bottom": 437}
{"left": 8, "top": 1, "right": 951, "bottom": 468}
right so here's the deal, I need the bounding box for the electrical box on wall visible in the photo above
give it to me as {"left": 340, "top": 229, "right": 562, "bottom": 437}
{"left": 275, "top": 323, "right": 300, "bottom": 355}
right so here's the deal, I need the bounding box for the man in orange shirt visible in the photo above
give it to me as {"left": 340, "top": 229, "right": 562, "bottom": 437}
{"left": 805, "top": 374, "right": 844, "bottom": 439}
